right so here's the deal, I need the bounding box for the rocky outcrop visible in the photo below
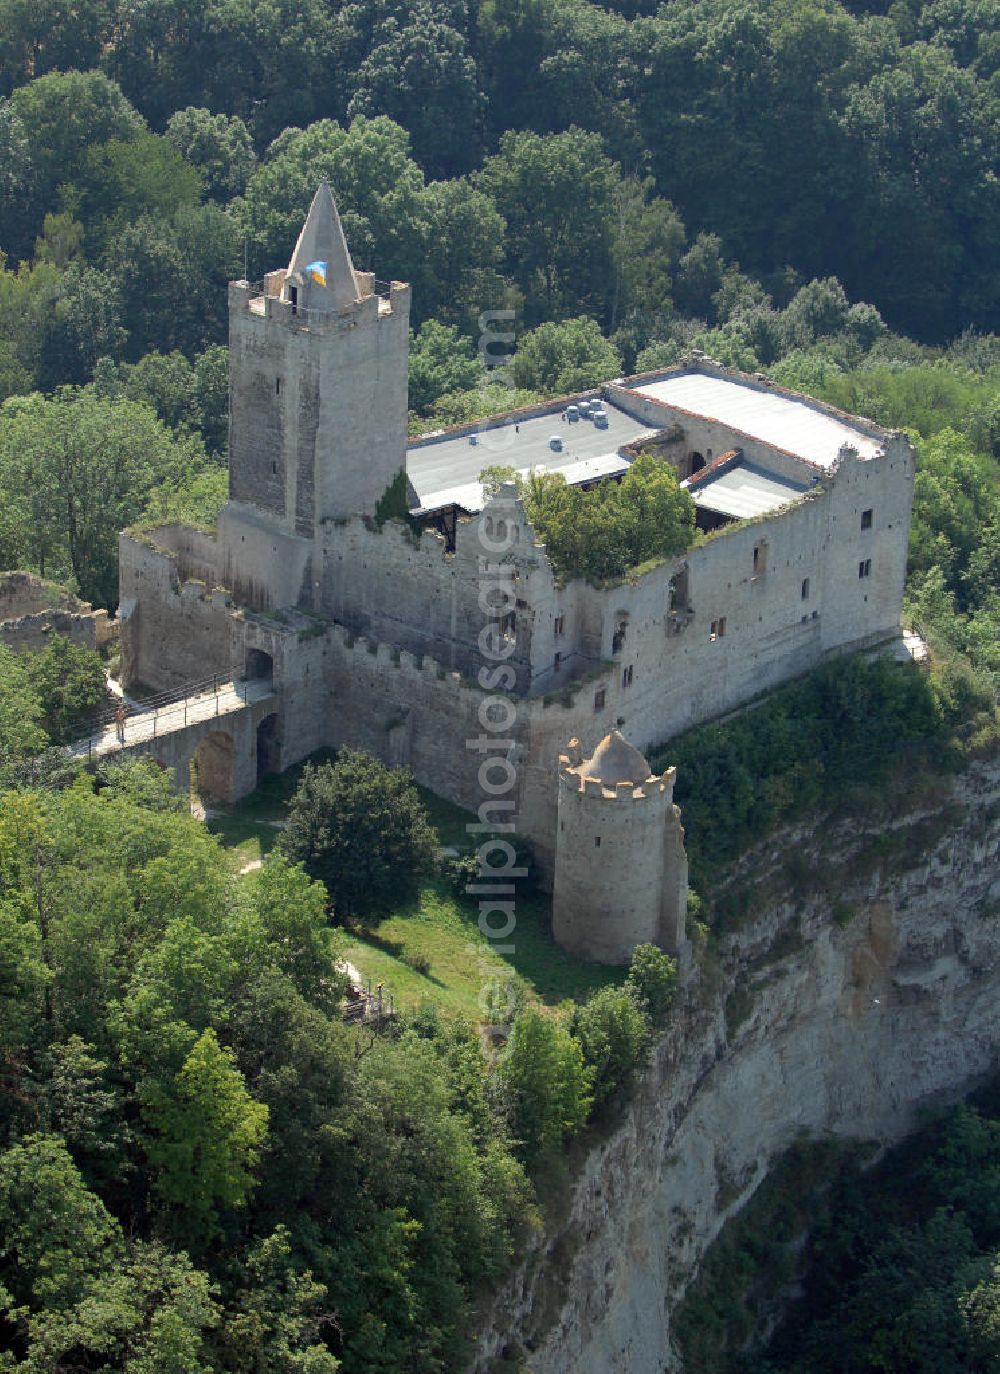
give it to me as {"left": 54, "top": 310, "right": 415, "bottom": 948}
{"left": 474, "top": 757, "right": 1000, "bottom": 1372}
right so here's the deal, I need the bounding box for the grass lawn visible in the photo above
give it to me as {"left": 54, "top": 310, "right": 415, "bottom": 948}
{"left": 340, "top": 881, "right": 623, "bottom": 1019}
{"left": 204, "top": 749, "right": 625, "bottom": 1016}
{"left": 205, "top": 812, "right": 280, "bottom": 873}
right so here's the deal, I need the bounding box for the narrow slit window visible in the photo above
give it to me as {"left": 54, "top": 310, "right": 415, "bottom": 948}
{"left": 861, "top": 508, "right": 873, "bottom": 530}
{"left": 594, "top": 688, "right": 606, "bottom": 711}
{"left": 801, "top": 577, "right": 810, "bottom": 600}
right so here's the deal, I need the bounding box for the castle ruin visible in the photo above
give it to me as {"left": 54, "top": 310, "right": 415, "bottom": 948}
{"left": 118, "top": 183, "right": 915, "bottom": 964}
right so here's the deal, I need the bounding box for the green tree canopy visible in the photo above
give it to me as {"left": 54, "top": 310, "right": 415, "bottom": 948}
{"left": 0, "top": 642, "right": 46, "bottom": 781}
{"left": 165, "top": 106, "right": 258, "bottom": 201}
{"left": 0, "top": 387, "right": 212, "bottom": 606}
{"left": 345, "top": 0, "right": 485, "bottom": 178}
{"left": 570, "top": 984, "right": 650, "bottom": 1109}
{"left": 496, "top": 1007, "right": 592, "bottom": 1163}
{"left": 141, "top": 1026, "right": 269, "bottom": 1241}
{"left": 279, "top": 751, "right": 438, "bottom": 918}
{"left": 6, "top": 70, "right": 144, "bottom": 256}
{"left": 520, "top": 452, "right": 696, "bottom": 583}
{"left": 478, "top": 127, "right": 620, "bottom": 322}
{"left": 31, "top": 634, "right": 108, "bottom": 743}
{"left": 408, "top": 319, "right": 483, "bottom": 413}
{"left": 511, "top": 316, "right": 622, "bottom": 393}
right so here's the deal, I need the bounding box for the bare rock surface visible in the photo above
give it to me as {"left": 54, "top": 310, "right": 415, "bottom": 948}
{"left": 473, "top": 758, "right": 1000, "bottom": 1372}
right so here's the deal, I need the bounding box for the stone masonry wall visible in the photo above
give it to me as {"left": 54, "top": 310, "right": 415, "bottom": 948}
{"left": 0, "top": 571, "right": 109, "bottom": 654}
{"left": 553, "top": 770, "right": 674, "bottom": 964}
{"left": 118, "top": 535, "right": 239, "bottom": 690}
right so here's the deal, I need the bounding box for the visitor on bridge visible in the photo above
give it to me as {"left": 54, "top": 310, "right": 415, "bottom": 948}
{"left": 115, "top": 700, "right": 128, "bottom": 744}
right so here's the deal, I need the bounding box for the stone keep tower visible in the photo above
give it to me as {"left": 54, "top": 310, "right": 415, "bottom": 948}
{"left": 552, "top": 731, "right": 688, "bottom": 965}
{"left": 227, "top": 182, "right": 411, "bottom": 536}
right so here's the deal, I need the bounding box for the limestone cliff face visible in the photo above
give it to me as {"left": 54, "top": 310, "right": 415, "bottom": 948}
{"left": 474, "top": 758, "right": 1000, "bottom": 1373}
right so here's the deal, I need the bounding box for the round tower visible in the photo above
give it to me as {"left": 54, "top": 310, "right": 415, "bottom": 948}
{"left": 552, "top": 731, "right": 687, "bottom": 965}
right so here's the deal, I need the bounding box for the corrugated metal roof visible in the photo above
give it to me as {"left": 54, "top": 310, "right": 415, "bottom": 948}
{"left": 407, "top": 401, "right": 655, "bottom": 515}
{"left": 628, "top": 372, "right": 883, "bottom": 468}
{"left": 683, "top": 461, "right": 809, "bottom": 519}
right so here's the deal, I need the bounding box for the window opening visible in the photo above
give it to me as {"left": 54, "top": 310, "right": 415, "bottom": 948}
{"left": 861, "top": 508, "right": 873, "bottom": 530}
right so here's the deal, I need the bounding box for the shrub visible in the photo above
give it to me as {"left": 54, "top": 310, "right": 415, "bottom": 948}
{"left": 279, "top": 750, "right": 437, "bottom": 919}
{"left": 496, "top": 1008, "right": 592, "bottom": 1163}
{"left": 570, "top": 986, "right": 650, "bottom": 1111}
{"left": 625, "top": 944, "right": 677, "bottom": 1024}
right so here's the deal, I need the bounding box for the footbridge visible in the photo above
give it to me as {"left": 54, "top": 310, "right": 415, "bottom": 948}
{"left": 68, "top": 674, "right": 280, "bottom": 803}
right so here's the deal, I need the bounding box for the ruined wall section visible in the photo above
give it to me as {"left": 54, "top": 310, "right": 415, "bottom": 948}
{"left": 820, "top": 437, "right": 914, "bottom": 653}
{"left": 0, "top": 571, "right": 109, "bottom": 653}
{"left": 216, "top": 504, "right": 313, "bottom": 612}
{"left": 117, "top": 534, "right": 239, "bottom": 690}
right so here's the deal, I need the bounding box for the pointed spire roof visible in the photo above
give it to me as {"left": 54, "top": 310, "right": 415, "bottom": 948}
{"left": 286, "top": 181, "right": 359, "bottom": 311}
{"left": 577, "top": 730, "right": 652, "bottom": 787}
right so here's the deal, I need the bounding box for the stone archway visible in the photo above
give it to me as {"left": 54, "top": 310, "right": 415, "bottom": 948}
{"left": 192, "top": 731, "right": 236, "bottom": 804}
{"left": 256, "top": 712, "right": 280, "bottom": 780}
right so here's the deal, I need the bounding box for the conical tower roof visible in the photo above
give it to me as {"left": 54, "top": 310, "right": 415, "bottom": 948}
{"left": 286, "top": 181, "right": 359, "bottom": 311}
{"left": 578, "top": 730, "right": 652, "bottom": 787}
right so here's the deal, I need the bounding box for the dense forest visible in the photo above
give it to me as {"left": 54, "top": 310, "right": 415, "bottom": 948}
{"left": 675, "top": 1085, "right": 1000, "bottom": 1373}
{"left": 0, "top": 0, "right": 998, "bottom": 1368}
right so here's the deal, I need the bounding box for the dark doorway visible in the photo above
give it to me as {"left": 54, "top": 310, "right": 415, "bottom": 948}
{"left": 257, "top": 713, "right": 280, "bottom": 780}
{"left": 246, "top": 648, "right": 274, "bottom": 684}
{"left": 689, "top": 452, "right": 706, "bottom": 475}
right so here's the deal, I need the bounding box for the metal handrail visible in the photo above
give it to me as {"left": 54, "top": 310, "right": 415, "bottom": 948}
{"left": 70, "top": 673, "right": 261, "bottom": 761}
{"left": 83, "top": 672, "right": 234, "bottom": 731}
